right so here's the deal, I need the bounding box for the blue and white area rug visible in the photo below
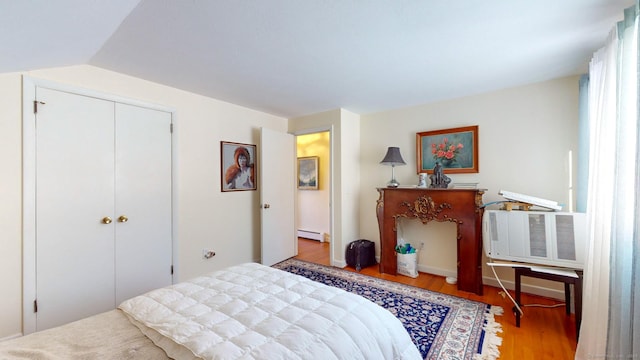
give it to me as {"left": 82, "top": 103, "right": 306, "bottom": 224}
{"left": 273, "top": 259, "right": 502, "bottom": 360}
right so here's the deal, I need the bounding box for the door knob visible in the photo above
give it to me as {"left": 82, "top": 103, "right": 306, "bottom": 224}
{"left": 118, "top": 215, "right": 128, "bottom": 223}
{"left": 263, "top": 204, "right": 270, "bottom": 209}
{"left": 102, "top": 217, "right": 113, "bottom": 224}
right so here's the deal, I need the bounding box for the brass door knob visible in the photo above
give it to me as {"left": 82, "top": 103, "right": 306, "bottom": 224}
{"left": 118, "top": 215, "right": 128, "bottom": 223}
{"left": 102, "top": 217, "right": 113, "bottom": 224}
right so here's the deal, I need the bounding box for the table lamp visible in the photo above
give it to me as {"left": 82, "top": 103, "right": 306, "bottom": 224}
{"left": 380, "top": 147, "right": 406, "bottom": 187}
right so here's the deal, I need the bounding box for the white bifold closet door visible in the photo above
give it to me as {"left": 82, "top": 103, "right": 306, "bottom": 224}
{"left": 34, "top": 87, "right": 172, "bottom": 331}
{"left": 114, "top": 103, "right": 172, "bottom": 305}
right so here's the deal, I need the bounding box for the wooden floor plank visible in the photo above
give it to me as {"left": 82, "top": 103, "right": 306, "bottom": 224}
{"left": 294, "top": 238, "right": 577, "bottom": 360}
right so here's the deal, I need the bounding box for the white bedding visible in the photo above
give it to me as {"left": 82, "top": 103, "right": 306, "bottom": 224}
{"left": 0, "top": 309, "right": 170, "bottom": 360}
{"left": 119, "top": 262, "right": 421, "bottom": 359}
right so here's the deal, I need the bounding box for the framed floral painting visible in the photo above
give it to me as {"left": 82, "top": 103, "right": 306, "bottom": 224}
{"left": 416, "top": 125, "right": 478, "bottom": 174}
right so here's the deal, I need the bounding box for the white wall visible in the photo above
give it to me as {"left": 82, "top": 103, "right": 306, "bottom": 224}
{"left": 359, "top": 76, "right": 581, "bottom": 297}
{"left": 0, "top": 65, "right": 287, "bottom": 339}
{"left": 0, "top": 73, "right": 23, "bottom": 340}
{"left": 338, "top": 110, "right": 362, "bottom": 261}
{"left": 0, "top": 67, "right": 581, "bottom": 338}
{"left": 296, "top": 132, "right": 331, "bottom": 239}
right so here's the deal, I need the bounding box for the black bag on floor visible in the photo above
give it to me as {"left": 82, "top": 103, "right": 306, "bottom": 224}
{"left": 345, "top": 239, "right": 377, "bottom": 271}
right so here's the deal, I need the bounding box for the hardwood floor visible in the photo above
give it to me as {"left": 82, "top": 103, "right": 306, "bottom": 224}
{"left": 295, "top": 238, "right": 577, "bottom": 360}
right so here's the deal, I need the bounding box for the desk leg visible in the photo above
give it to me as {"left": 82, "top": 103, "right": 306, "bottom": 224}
{"left": 512, "top": 268, "right": 582, "bottom": 340}
{"left": 515, "top": 268, "right": 522, "bottom": 327}
{"left": 575, "top": 272, "right": 583, "bottom": 341}
{"left": 564, "top": 282, "right": 571, "bottom": 315}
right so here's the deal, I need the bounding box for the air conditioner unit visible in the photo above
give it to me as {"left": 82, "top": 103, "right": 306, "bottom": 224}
{"left": 482, "top": 210, "right": 586, "bottom": 269}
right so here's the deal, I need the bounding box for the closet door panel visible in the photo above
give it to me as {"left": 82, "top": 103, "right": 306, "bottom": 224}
{"left": 114, "top": 103, "right": 173, "bottom": 304}
{"left": 35, "top": 88, "right": 116, "bottom": 331}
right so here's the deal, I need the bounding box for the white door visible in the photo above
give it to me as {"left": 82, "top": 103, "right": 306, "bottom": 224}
{"left": 35, "top": 88, "right": 116, "bottom": 330}
{"left": 260, "top": 127, "right": 296, "bottom": 266}
{"left": 114, "top": 103, "right": 173, "bottom": 304}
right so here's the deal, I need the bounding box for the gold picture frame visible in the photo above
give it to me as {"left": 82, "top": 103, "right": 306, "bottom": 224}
{"left": 416, "top": 125, "right": 479, "bottom": 174}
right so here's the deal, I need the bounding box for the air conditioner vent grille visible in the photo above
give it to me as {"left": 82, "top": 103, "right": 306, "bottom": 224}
{"left": 556, "top": 215, "right": 577, "bottom": 260}
{"left": 528, "top": 214, "right": 547, "bottom": 257}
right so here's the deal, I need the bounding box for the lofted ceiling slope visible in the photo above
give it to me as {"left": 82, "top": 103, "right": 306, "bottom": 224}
{"left": 1, "top": 0, "right": 634, "bottom": 118}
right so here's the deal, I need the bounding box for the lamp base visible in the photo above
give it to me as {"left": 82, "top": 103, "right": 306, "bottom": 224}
{"left": 387, "top": 179, "right": 400, "bottom": 188}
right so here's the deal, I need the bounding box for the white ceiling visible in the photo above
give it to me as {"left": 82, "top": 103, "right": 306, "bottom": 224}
{"left": 1, "top": 0, "right": 633, "bottom": 118}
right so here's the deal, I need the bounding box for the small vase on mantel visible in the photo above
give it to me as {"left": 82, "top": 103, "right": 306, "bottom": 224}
{"left": 417, "top": 173, "right": 427, "bottom": 188}
{"left": 440, "top": 158, "right": 454, "bottom": 167}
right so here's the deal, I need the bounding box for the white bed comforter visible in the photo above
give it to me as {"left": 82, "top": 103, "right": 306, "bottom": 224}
{"left": 119, "top": 262, "right": 421, "bottom": 360}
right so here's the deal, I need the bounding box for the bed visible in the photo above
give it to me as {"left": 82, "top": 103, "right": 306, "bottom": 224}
{"left": 0, "top": 262, "right": 421, "bottom": 359}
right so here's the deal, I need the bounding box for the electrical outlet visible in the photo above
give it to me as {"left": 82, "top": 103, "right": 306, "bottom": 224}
{"left": 202, "top": 249, "right": 216, "bottom": 259}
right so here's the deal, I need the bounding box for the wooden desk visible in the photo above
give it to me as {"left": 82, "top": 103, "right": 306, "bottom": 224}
{"left": 376, "top": 188, "right": 485, "bottom": 295}
{"left": 514, "top": 267, "right": 583, "bottom": 340}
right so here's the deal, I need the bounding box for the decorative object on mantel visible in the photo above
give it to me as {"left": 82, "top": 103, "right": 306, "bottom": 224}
{"left": 380, "top": 147, "right": 406, "bottom": 188}
{"left": 429, "top": 162, "right": 451, "bottom": 188}
{"left": 416, "top": 125, "right": 479, "bottom": 174}
{"left": 417, "top": 173, "right": 428, "bottom": 188}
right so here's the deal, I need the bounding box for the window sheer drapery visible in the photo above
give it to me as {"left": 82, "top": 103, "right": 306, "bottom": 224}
{"left": 576, "top": 2, "right": 639, "bottom": 359}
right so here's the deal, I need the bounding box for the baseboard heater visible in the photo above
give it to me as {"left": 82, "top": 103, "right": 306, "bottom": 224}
{"left": 297, "top": 229, "right": 324, "bottom": 242}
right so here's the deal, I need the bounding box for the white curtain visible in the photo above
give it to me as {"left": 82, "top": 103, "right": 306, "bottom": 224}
{"left": 576, "top": 2, "right": 639, "bottom": 359}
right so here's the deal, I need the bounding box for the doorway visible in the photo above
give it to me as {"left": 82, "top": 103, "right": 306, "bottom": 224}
{"left": 294, "top": 130, "right": 331, "bottom": 265}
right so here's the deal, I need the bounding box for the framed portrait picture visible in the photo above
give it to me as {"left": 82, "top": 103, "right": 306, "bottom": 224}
{"left": 297, "top": 156, "right": 319, "bottom": 190}
{"left": 221, "top": 141, "right": 257, "bottom": 191}
{"left": 416, "top": 125, "right": 478, "bottom": 174}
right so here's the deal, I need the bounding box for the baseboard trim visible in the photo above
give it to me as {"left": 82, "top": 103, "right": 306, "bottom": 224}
{"left": 419, "top": 264, "right": 566, "bottom": 300}
{"left": 482, "top": 276, "right": 565, "bottom": 301}
{"left": 333, "top": 259, "right": 346, "bottom": 268}
{"left": 318, "top": 261, "right": 566, "bottom": 301}
{"left": 297, "top": 230, "right": 324, "bottom": 242}
{"left": 0, "top": 333, "right": 23, "bottom": 342}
